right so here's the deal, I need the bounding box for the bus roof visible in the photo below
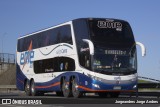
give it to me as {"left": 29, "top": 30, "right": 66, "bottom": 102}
{"left": 18, "top": 18, "right": 128, "bottom": 40}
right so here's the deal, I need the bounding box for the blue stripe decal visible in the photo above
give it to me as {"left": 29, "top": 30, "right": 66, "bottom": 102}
{"left": 62, "top": 44, "right": 73, "bottom": 49}
{"left": 39, "top": 44, "right": 73, "bottom": 56}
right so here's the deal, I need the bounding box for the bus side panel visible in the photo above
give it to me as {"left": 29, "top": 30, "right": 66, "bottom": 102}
{"left": 35, "top": 77, "right": 61, "bottom": 92}
{"left": 34, "top": 72, "right": 77, "bottom": 92}
{"left": 16, "top": 63, "right": 27, "bottom": 91}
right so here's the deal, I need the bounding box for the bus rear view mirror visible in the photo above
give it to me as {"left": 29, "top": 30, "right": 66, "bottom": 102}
{"left": 82, "top": 39, "right": 94, "bottom": 55}
{"left": 136, "top": 42, "right": 146, "bottom": 57}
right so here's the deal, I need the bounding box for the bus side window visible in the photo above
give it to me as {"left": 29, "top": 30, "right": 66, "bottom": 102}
{"left": 80, "top": 54, "right": 90, "bottom": 69}
{"left": 85, "top": 55, "right": 90, "bottom": 68}
{"left": 59, "top": 57, "right": 75, "bottom": 71}
{"left": 34, "top": 57, "right": 59, "bottom": 74}
{"left": 79, "top": 42, "right": 91, "bottom": 70}
{"left": 60, "top": 25, "right": 73, "bottom": 45}
{"left": 67, "top": 57, "right": 75, "bottom": 71}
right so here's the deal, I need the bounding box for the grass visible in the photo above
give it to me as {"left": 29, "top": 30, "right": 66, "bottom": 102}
{"left": 138, "top": 79, "right": 153, "bottom": 83}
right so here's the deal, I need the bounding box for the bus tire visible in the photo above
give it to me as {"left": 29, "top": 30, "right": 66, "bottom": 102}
{"left": 62, "top": 78, "right": 71, "bottom": 97}
{"left": 30, "top": 79, "right": 36, "bottom": 96}
{"left": 72, "top": 78, "right": 82, "bottom": 98}
{"left": 25, "top": 80, "right": 30, "bottom": 96}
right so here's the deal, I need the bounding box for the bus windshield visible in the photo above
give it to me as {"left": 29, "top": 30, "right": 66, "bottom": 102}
{"left": 93, "top": 47, "right": 137, "bottom": 74}
{"left": 88, "top": 19, "right": 137, "bottom": 74}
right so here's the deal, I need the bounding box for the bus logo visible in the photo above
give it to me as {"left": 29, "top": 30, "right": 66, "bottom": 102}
{"left": 20, "top": 51, "right": 34, "bottom": 65}
{"left": 97, "top": 20, "right": 122, "bottom": 31}
{"left": 20, "top": 41, "right": 34, "bottom": 69}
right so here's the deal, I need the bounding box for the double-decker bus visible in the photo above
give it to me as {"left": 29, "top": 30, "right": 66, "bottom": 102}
{"left": 16, "top": 18, "right": 146, "bottom": 98}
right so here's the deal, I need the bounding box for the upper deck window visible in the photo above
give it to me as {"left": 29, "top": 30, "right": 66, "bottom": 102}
{"left": 17, "top": 25, "right": 72, "bottom": 52}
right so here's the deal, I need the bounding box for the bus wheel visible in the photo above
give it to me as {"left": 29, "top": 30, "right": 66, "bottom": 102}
{"left": 30, "top": 80, "right": 36, "bottom": 96}
{"left": 62, "top": 78, "right": 71, "bottom": 97}
{"left": 98, "top": 92, "right": 108, "bottom": 98}
{"left": 25, "top": 80, "right": 30, "bottom": 96}
{"left": 72, "top": 78, "right": 82, "bottom": 98}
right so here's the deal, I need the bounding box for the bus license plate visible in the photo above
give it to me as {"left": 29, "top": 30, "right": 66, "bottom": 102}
{"left": 113, "top": 86, "right": 121, "bottom": 90}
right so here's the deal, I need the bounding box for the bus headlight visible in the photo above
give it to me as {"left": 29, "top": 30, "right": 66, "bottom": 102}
{"left": 93, "top": 76, "right": 102, "bottom": 82}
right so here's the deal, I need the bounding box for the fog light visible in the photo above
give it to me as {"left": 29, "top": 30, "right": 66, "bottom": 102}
{"left": 92, "top": 83, "right": 100, "bottom": 88}
{"left": 133, "top": 84, "right": 137, "bottom": 89}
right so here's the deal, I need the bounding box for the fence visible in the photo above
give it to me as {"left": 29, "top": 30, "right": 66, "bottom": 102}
{"left": 0, "top": 53, "right": 15, "bottom": 72}
{"left": 0, "top": 53, "right": 15, "bottom": 64}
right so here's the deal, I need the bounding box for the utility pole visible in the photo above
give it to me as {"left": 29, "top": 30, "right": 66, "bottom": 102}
{"left": 2, "top": 33, "right": 7, "bottom": 54}
{"left": 1, "top": 33, "right": 7, "bottom": 71}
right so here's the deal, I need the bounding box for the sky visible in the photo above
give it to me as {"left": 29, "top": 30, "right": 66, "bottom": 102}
{"left": 0, "top": 0, "right": 160, "bottom": 80}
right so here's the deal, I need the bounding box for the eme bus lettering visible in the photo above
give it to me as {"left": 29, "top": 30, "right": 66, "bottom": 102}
{"left": 97, "top": 20, "right": 122, "bottom": 31}
{"left": 20, "top": 50, "right": 34, "bottom": 66}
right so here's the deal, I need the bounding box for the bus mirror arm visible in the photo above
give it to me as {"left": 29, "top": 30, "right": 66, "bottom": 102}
{"left": 136, "top": 42, "right": 146, "bottom": 57}
{"left": 82, "top": 39, "right": 94, "bottom": 55}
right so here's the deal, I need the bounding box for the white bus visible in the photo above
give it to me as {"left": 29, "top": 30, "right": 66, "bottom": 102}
{"left": 16, "top": 18, "right": 146, "bottom": 98}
